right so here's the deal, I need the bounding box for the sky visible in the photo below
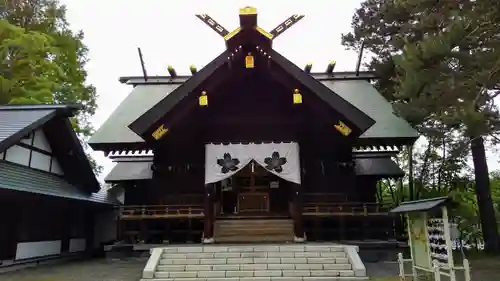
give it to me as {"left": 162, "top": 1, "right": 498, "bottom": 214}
{"left": 59, "top": 0, "right": 500, "bottom": 181}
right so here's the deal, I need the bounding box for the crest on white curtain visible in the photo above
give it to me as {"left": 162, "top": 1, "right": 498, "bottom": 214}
{"left": 264, "top": 152, "right": 287, "bottom": 173}
{"left": 205, "top": 142, "right": 301, "bottom": 185}
{"left": 217, "top": 153, "right": 240, "bottom": 173}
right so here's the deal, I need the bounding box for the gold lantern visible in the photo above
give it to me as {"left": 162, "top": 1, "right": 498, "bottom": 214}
{"left": 293, "top": 89, "right": 302, "bottom": 104}
{"left": 245, "top": 53, "right": 254, "bottom": 68}
{"left": 199, "top": 91, "right": 208, "bottom": 106}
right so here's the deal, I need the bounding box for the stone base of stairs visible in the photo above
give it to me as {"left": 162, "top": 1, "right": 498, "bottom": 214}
{"left": 141, "top": 243, "right": 368, "bottom": 281}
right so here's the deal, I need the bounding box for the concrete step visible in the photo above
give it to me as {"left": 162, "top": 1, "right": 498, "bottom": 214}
{"left": 160, "top": 251, "right": 346, "bottom": 259}
{"left": 142, "top": 244, "right": 367, "bottom": 281}
{"left": 158, "top": 257, "right": 350, "bottom": 265}
{"left": 156, "top": 263, "right": 352, "bottom": 272}
{"left": 142, "top": 277, "right": 368, "bottom": 281}
{"left": 154, "top": 269, "right": 357, "bottom": 278}
{"left": 158, "top": 245, "right": 346, "bottom": 253}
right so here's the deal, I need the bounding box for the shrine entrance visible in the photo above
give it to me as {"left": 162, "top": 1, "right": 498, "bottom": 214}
{"left": 218, "top": 161, "right": 290, "bottom": 217}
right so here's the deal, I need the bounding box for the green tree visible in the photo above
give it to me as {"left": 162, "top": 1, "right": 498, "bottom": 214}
{"left": 0, "top": 19, "right": 62, "bottom": 104}
{"left": 1, "top": 0, "right": 102, "bottom": 175}
{"left": 343, "top": 0, "right": 500, "bottom": 253}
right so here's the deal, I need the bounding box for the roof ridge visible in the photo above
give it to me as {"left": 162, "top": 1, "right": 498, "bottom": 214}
{"left": 0, "top": 104, "right": 82, "bottom": 111}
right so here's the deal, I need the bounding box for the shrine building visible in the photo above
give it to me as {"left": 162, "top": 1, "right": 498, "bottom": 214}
{"left": 89, "top": 7, "right": 418, "bottom": 245}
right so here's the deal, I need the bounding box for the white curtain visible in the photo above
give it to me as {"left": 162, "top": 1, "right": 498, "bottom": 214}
{"left": 204, "top": 142, "right": 301, "bottom": 184}
{"left": 205, "top": 143, "right": 254, "bottom": 184}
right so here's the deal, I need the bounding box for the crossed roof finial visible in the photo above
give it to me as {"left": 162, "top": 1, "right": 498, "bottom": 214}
{"left": 195, "top": 6, "right": 304, "bottom": 46}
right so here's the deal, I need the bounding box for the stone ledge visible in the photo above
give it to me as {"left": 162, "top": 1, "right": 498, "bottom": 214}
{"left": 344, "top": 246, "right": 366, "bottom": 277}
{"left": 142, "top": 247, "right": 164, "bottom": 279}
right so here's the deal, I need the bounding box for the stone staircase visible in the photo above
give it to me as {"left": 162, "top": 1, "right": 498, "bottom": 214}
{"left": 215, "top": 219, "right": 294, "bottom": 243}
{"left": 141, "top": 244, "right": 368, "bottom": 281}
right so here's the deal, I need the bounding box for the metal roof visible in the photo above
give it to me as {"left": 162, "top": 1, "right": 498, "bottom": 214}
{"left": 88, "top": 84, "right": 179, "bottom": 146}
{"left": 322, "top": 80, "right": 419, "bottom": 140}
{"left": 0, "top": 109, "right": 56, "bottom": 152}
{"left": 354, "top": 157, "right": 404, "bottom": 178}
{"left": 104, "top": 160, "right": 153, "bottom": 182}
{"left": 390, "top": 197, "right": 450, "bottom": 213}
{"left": 0, "top": 161, "right": 119, "bottom": 205}
{"left": 0, "top": 105, "right": 100, "bottom": 192}
{"left": 0, "top": 104, "right": 80, "bottom": 151}
{"left": 89, "top": 78, "right": 418, "bottom": 149}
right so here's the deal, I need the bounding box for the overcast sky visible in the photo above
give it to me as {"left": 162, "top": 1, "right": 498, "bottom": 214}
{"left": 60, "top": 0, "right": 500, "bottom": 181}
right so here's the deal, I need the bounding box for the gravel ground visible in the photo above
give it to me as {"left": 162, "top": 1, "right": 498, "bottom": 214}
{"left": 0, "top": 256, "right": 498, "bottom": 281}
{"left": 0, "top": 257, "right": 147, "bottom": 281}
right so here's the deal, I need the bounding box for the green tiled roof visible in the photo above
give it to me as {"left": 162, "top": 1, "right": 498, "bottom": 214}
{"left": 321, "top": 80, "right": 418, "bottom": 139}
{"left": 89, "top": 84, "right": 180, "bottom": 145}
{"left": 0, "top": 161, "right": 119, "bottom": 205}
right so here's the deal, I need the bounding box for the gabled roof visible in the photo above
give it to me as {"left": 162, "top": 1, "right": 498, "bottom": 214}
{"left": 0, "top": 104, "right": 100, "bottom": 192}
{"left": 0, "top": 161, "right": 119, "bottom": 205}
{"left": 128, "top": 51, "right": 233, "bottom": 136}
{"left": 128, "top": 50, "right": 376, "bottom": 140}
{"left": 322, "top": 80, "right": 418, "bottom": 141}
{"left": 390, "top": 197, "right": 451, "bottom": 213}
{"left": 354, "top": 157, "right": 404, "bottom": 178}
{"left": 104, "top": 157, "right": 153, "bottom": 183}
{"left": 89, "top": 72, "right": 417, "bottom": 152}
{"left": 88, "top": 84, "right": 180, "bottom": 150}
{"left": 0, "top": 104, "right": 78, "bottom": 152}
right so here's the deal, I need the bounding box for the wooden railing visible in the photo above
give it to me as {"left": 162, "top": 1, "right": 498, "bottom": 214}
{"left": 303, "top": 193, "right": 348, "bottom": 203}
{"left": 119, "top": 204, "right": 204, "bottom": 220}
{"left": 303, "top": 202, "right": 394, "bottom": 216}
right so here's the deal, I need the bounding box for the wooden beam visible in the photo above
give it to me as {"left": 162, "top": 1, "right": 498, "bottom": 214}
{"left": 195, "top": 14, "right": 230, "bottom": 37}
{"left": 270, "top": 14, "right": 305, "bottom": 40}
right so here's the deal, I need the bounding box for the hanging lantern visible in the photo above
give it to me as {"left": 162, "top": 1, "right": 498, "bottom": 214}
{"left": 293, "top": 89, "right": 302, "bottom": 104}
{"left": 245, "top": 53, "right": 254, "bottom": 68}
{"left": 199, "top": 91, "right": 208, "bottom": 106}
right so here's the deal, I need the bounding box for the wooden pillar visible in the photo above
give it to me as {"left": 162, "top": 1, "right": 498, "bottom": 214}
{"left": 290, "top": 183, "right": 305, "bottom": 242}
{"left": 203, "top": 184, "right": 215, "bottom": 243}
{"left": 408, "top": 144, "right": 414, "bottom": 200}
{"left": 139, "top": 220, "right": 148, "bottom": 244}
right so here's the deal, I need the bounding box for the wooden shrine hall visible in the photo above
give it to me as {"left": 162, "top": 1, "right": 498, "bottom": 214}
{"left": 89, "top": 7, "right": 419, "bottom": 244}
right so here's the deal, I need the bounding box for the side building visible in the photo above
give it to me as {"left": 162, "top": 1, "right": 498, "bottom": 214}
{"left": 0, "top": 105, "right": 119, "bottom": 267}
{"left": 89, "top": 8, "right": 418, "bottom": 245}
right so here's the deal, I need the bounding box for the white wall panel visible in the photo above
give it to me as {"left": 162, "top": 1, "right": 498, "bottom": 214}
{"left": 33, "top": 129, "right": 52, "bottom": 152}
{"left": 30, "top": 151, "right": 51, "bottom": 172}
{"left": 5, "top": 145, "right": 30, "bottom": 166}
{"left": 15, "top": 240, "right": 62, "bottom": 260}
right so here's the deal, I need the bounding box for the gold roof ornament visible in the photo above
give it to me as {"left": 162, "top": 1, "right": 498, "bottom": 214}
{"left": 239, "top": 6, "right": 257, "bottom": 15}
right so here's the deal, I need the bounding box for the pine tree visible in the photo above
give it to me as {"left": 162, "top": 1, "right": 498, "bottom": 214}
{"left": 342, "top": 0, "right": 500, "bottom": 253}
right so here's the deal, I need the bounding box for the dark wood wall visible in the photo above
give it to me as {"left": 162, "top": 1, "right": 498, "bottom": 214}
{"left": 137, "top": 70, "right": 377, "bottom": 205}
{"left": 0, "top": 189, "right": 100, "bottom": 261}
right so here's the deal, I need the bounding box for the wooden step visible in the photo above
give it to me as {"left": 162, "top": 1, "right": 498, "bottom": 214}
{"left": 215, "top": 219, "right": 294, "bottom": 243}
